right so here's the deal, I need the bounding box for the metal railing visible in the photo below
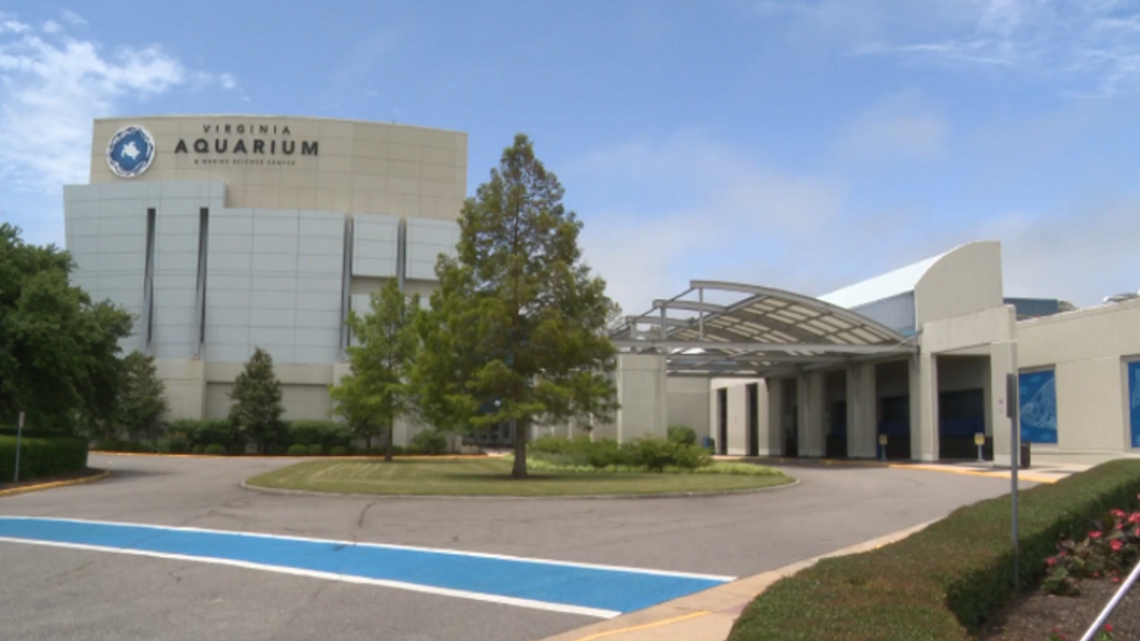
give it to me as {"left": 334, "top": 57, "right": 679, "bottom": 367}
{"left": 1078, "top": 558, "right": 1140, "bottom": 641}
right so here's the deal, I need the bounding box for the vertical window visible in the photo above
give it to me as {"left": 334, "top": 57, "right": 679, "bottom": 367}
{"left": 1019, "top": 369, "right": 1057, "bottom": 444}
{"left": 1128, "top": 360, "right": 1140, "bottom": 448}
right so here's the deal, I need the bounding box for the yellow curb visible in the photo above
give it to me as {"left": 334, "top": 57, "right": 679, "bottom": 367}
{"left": 544, "top": 520, "right": 936, "bottom": 641}
{"left": 571, "top": 611, "right": 712, "bottom": 641}
{"left": 0, "top": 470, "right": 110, "bottom": 498}
{"left": 889, "top": 463, "right": 1059, "bottom": 484}
{"left": 722, "top": 456, "right": 1061, "bottom": 484}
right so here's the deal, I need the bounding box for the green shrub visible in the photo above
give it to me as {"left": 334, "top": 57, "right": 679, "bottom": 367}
{"left": 286, "top": 420, "right": 351, "bottom": 450}
{"left": 329, "top": 445, "right": 348, "bottom": 456}
{"left": 522, "top": 457, "right": 782, "bottom": 477}
{"left": 135, "top": 440, "right": 159, "bottom": 453}
{"left": 0, "top": 434, "right": 88, "bottom": 481}
{"left": 94, "top": 438, "right": 121, "bottom": 452}
{"left": 728, "top": 460, "right": 1140, "bottom": 641}
{"left": 191, "top": 444, "right": 206, "bottom": 454}
{"left": 165, "top": 437, "right": 189, "bottom": 454}
{"left": 203, "top": 444, "right": 227, "bottom": 456}
{"left": 308, "top": 444, "right": 324, "bottom": 456}
{"left": 171, "top": 419, "right": 244, "bottom": 451}
{"left": 287, "top": 444, "right": 309, "bottom": 456}
{"left": 667, "top": 425, "right": 697, "bottom": 446}
{"left": 411, "top": 430, "right": 448, "bottom": 455}
{"left": 268, "top": 444, "right": 288, "bottom": 455}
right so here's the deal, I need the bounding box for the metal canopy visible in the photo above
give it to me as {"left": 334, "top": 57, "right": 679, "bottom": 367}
{"left": 612, "top": 280, "right": 916, "bottom": 377}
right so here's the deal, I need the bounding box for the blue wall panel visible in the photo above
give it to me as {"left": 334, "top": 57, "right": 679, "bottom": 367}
{"left": 1019, "top": 370, "right": 1058, "bottom": 444}
{"left": 1129, "top": 361, "right": 1140, "bottom": 449}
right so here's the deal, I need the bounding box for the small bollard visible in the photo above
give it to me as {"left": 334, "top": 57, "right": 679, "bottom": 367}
{"left": 878, "top": 434, "right": 888, "bottom": 461}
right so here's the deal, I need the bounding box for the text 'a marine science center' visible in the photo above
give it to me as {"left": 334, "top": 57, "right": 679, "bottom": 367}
{"left": 72, "top": 114, "right": 1140, "bottom": 461}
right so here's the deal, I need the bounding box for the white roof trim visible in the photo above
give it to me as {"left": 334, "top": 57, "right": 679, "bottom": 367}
{"left": 818, "top": 251, "right": 946, "bottom": 309}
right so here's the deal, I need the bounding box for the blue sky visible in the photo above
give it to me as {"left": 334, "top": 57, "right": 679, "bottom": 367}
{"left": 3, "top": 1, "right": 1140, "bottom": 315}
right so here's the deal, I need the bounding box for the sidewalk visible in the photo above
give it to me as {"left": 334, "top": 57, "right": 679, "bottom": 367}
{"left": 536, "top": 521, "right": 934, "bottom": 641}
{"left": 718, "top": 455, "right": 1090, "bottom": 485}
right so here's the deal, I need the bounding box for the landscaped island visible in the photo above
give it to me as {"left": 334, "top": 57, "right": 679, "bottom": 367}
{"left": 246, "top": 433, "right": 791, "bottom": 497}
{"left": 246, "top": 457, "right": 790, "bottom": 497}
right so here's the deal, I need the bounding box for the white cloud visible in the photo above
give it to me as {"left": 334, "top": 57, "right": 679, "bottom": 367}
{"left": 752, "top": 0, "right": 1140, "bottom": 96}
{"left": 0, "top": 13, "right": 235, "bottom": 193}
{"left": 980, "top": 201, "right": 1140, "bottom": 305}
{"left": 42, "top": 20, "right": 62, "bottom": 34}
{"left": 60, "top": 9, "right": 87, "bottom": 27}
{"left": 570, "top": 132, "right": 848, "bottom": 314}
{"left": 573, "top": 128, "right": 1140, "bottom": 316}
{"left": 837, "top": 92, "right": 949, "bottom": 161}
{"left": 1, "top": 19, "right": 29, "bottom": 34}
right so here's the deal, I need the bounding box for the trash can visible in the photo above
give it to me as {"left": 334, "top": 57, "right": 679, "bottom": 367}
{"left": 702, "top": 436, "right": 715, "bottom": 451}
{"left": 1020, "top": 442, "right": 1031, "bottom": 469}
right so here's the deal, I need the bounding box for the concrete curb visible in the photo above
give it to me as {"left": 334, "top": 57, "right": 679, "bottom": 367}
{"left": 239, "top": 477, "right": 799, "bottom": 501}
{"left": 0, "top": 469, "right": 111, "bottom": 498}
{"left": 537, "top": 519, "right": 936, "bottom": 641}
{"left": 91, "top": 451, "right": 490, "bottom": 460}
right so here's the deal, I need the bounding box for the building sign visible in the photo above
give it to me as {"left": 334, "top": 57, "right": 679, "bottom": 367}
{"left": 174, "top": 123, "right": 318, "bottom": 167}
{"left": 106, "top": 126, "right": 156, "bottom": 178}
{"left": 1129, "top": 361, "right": 1140, "bottom": 448}
{"left": 1019, "top": 370, "right": 1058, "bottom": 444}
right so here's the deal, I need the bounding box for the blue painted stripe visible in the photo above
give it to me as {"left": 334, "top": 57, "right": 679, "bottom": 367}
{"left": 0, "top": 518, "right": 728, "bottom": 614}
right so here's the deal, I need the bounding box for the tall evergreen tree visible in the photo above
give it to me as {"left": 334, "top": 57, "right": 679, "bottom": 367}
{"left": 117, "top": 351, "right": 169, "bottom": 440}
{"left": 331, "top": 279, "right": 420, "bottom": 461}
{"left": 416, "top": 134, "right": 619, "bottom": 478}
{"left": 228, "top": 347, "right": 285, "bottom": 453}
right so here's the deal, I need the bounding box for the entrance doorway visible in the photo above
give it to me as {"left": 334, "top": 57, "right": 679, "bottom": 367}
{"left": 939, "top": 389, "right": 986, "bottom": 459}
{"left": 824, "top": 370, "right": 847, "bottom": 458}
{"left": 746, "top": 383, "right": 759, "bottom": 456}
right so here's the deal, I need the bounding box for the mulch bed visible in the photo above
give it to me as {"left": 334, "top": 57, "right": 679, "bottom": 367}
{"left": 980, "top": 577, "right": 1140, "bottom": 640}
{"left": 0, "top": 467, "right": 105, "bottom": 492}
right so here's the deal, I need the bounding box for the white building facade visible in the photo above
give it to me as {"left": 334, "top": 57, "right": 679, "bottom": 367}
{"left": 65, "top": 115, "right": 466, "bottom": 444}
{"left": 612, "top": 241, "right": 1140, "bottom": 466}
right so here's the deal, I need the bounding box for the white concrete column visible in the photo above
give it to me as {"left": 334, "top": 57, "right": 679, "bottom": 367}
{"left": 766, "top": 378, "right": 784, "bottom": 456}
{"left": 990, "top": 340, "right": 1018, "bottom": 466}
{"left": 909, "top": 353, "right": 939, "bottom": 462}
{"left": 726, "top": 384, "right": 747, "bottom": 455}
{"left": 798, "top": 371, "right": 826, "bottom": 457}
{"left": 847, "top": 362, "right": 878, "bottom": 458}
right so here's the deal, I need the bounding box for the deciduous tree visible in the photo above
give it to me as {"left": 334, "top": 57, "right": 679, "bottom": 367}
{"left": 0, "top": 223, "right": 132, "bottom": 432}
{"left": 415, "top": 134, "right": 619, "bottom": 478}
{"left": 331, "top": 279, "right": 420, "bottom": 461}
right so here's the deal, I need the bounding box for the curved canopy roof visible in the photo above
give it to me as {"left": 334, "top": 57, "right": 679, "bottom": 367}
{"left": 611, "top": 280, "right": 917, "bottom": 378}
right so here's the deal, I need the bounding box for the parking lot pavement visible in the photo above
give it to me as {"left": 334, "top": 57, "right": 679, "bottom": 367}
{"left": 0, "top": 454, "right": 1032, "bottom": 641}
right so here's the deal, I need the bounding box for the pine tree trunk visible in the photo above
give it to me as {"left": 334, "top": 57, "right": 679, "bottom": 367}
{"left": 511, "top": 418, "right": 527, "bottom": 479}
{"left": 385, "top": 415, "right": 394, "bottom": 462}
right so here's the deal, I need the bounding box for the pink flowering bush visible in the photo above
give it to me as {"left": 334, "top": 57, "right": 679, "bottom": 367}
{"left": 1043, "top": 494, "right": 1140, "bottom": 595}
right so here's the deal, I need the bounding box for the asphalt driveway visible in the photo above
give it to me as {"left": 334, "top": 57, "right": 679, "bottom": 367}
{"left": 0, "top": 454, "right": 1030, "bottom": 641}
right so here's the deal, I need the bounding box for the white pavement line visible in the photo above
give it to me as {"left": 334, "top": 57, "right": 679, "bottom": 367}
{"left": 0, "top": 536, "right": 621, "bottom": 619}
{"left": 0, "top": 516, "right": 737, "bottom": 583}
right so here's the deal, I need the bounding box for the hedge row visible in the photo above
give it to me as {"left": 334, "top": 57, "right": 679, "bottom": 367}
{"left": 728, "top": 459, "right": 1140, "bottom": 641}
{"left": 0, "top": 433, "right": 89, "bottom": 482}
{"left": 530, "top": 436, "right": 712, "bottom": 471}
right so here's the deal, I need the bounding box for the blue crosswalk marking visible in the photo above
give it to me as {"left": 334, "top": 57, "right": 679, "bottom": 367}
{"left": 0, "top": 517, "right": 731, "bottom": 616}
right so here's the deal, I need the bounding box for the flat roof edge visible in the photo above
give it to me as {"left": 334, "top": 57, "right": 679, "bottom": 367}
{"left": 92, "top": 115, "right": 467, "bottom": 135}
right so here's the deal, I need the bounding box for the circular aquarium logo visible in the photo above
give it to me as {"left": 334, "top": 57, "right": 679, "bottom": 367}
{"left": 106, "top": 126, "right": 156, "bottom": 178}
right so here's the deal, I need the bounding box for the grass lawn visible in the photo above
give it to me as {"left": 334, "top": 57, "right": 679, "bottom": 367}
{"left": 246, "top": 458, "right": 793, "bottom": 497}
